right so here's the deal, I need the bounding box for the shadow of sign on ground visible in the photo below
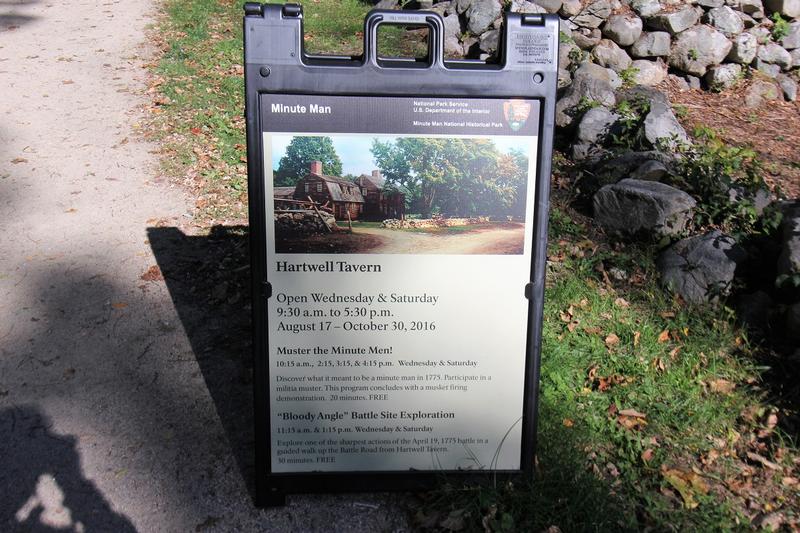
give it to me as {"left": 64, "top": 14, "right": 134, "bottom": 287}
{"left": 147, "top": 225, "right": 256, "bottom": 499}
{"left": 0, "top": 405, "right": 136, "bottom": 532}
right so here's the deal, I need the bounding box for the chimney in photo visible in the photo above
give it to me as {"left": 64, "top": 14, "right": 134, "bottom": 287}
{"left": 310, "top": 160, "right": 323, "bottom": 175}
{"left": 371, "top": 169, "right": 381, "bottom": 178}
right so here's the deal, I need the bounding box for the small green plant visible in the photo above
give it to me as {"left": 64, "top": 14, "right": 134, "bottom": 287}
{"left": 619, "top": 66, "right": 640, "bottom": 88}
{"left": 559, "top": 30, "right": 574, "bottom": 44}
{"left": 673, "top": 104, "right": 689, "bottom": 119}
{"left": 771, "top": 13, "right": 790, "bottom": 41}
{"left": 575, "top": 96, "right": 601, "bottom": 114}
{"left": 567, "top": 46, "right": 584, "bottom": 65}
{"left": 688, "top": 48, "right": 699, "bottom": 61}
{"left": 608, "top": 97, "right": 651, "bottom": 150}
{"left": 672, "top": 127, "right": 782, "bottom": 237}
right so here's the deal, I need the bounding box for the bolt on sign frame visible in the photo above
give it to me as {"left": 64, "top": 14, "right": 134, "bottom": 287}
{"left": 243, "top": 2, "right": 558, "bottom": 507}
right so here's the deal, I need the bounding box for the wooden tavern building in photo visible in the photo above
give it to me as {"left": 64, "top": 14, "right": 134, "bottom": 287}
{"left": 287, "top": 161, "right": 404, "bottom": 221}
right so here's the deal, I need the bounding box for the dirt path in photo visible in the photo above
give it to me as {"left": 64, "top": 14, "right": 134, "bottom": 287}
{"left": 0, "top": 1, "right": 408, "bottom": 531}
{"left": 355, "top": 225, "right": 525, "bottom": 254}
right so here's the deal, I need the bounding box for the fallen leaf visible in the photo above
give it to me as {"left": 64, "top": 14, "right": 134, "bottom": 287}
{"left": 753, "top": 512, "right": 784, "bottom": 531}
{"left": 605, "top": 333, "right": 620, "bottom": 348}
{"left": 111, "top": 302, "right": 128, "bottom": 309}
{"left": 657, "top": 330, "right": 670, "bottom": 343}
{"left": 62, "top": 79, "right": 74, "bottom": 84}
{"left": 668, "top": 346, "right": 681, "bottom": 360}
{"left": 11, "top": 157, "right": 27, "bottom": 164}
{"left": 662, "top": 468, "right": 709, "bottom": 509}
{"left": 583, "top": 326, "right": 602, "bottom": 335}
{"left": 567, "top": 321, "right": 579, "bottom": 332}
{"left": 614, "top": 297, "right": 629, "bottom": 308}
{"left": 659, "top": 311, "right": 675, "bottom": 319}
{"left": 64, "top": 208, "right": 77, "bottom": 213}
{"left": 562, "top": 418, "right": 574, "bottom": 427}
{"left": 140, "top": 265, "right": 163, "bottom": 281}
{"left": 708, "top": 379, "right": 735, "bottom": 394}
{"left": 781, "top": 476, "right": 798, "bottom": 486}
{"left": 633, "top": 330, "right": 641, "bottom": 347}
{"left": 652, "top": 357, "right": 666, "bottom": 372}
{"left": 619, "top": 408, "right": 646, "bottom": 418}
{"left": 746, "top": 452, "right": 781, "bottom": 471}
{"left": 641, "top": 449, "right": 654, "bottom": 463}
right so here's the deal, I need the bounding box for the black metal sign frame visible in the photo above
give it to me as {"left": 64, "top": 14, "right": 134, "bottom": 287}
{"left": 243, "top": 2, "right": 558, "bottom": 506}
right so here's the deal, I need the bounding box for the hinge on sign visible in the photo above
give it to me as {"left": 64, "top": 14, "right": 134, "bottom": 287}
{"left": 282, "top": 3, "right": 302, "bottom": 17}
{"left": 243, "top": 2, "right": 262, "bottom": 17}
{"left": 263, "top": 281, "right": 272, "bottom": 299}
{"left": 524, "top": 282, "right": 533, "bottom": 300}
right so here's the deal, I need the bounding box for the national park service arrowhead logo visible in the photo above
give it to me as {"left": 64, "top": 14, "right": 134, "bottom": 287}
{"left": 503, "top": 99, "right": 531, "bottom": 132}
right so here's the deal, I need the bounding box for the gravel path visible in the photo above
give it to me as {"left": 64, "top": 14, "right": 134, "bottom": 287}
{"left": 355, "top": 225, "right": 525, "bottom": 254}
{"left": 0, "top": 1, "right": 409, "bottom": 531}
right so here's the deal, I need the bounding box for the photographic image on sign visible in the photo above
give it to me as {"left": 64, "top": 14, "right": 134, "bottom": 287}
{"left": 271, "top": 134, "right": 532, "bottom": 255}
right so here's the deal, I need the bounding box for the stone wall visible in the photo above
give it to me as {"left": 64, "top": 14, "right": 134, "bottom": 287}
{"left": 275, "top": 210, "right": 337, "bottom": 235}
{"left": 382, "top": 216, "right": 492, "bottom": 228}
{"left": 388, "top": 0, "right": 799, "bottom": 101}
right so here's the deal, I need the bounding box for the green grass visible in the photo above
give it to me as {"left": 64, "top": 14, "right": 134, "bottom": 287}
{"left": 151, "top": 2, "right": 799, "bottom": 530}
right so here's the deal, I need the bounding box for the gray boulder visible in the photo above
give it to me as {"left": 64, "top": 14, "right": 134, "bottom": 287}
{"left": 572, "top": 28, "right": 602, "bottom": 49}
{"left": 757, "top": 42, "right": 793, "bottom": 69}
{"left": 750, "top": 26, "right": 772, "bottom": 44}
{"left": 593, "top": 178, "right": 696, "bottom": 239}
{"left": 669, "top": 25, "right": 732, "bottom": 76}
{"left": 705, "top": 6, "right": 745, "bottom": 36}
{"left": 791, "top": 48, "right": 800, "bottom": 66}
{"left": 631, "top": 159, "right": 669, "bottom": 180}
{"left": 454, "top": 0, "right": 474, "bottom": 13}
{"left": 592, "top": 39, "right": 633, "bottom": 72}
{"left": 668, "top": 73, "right": 691, "bottom": 91}
{"left": 576, "top": 106, "right": 619, "bottom": 144}
{"left": 587, "top": 150, "right": 676, "bottom": 188}
{"left": 375, "top": 0, "right": 399, "bottom": 8}
{"left": 479, "top": 29, "right": 501, "bottom": 53}
{"left": 571, "top": 0, "right": 612, "bottom": 29}
{"left": 696, "top": 0, "right": 723, "bottom": 7}
{"left": 744, "top": 79, "right": 781, "bottom": 107}
{"left": 443, "top": 13, "right": 463, "bottom": 56}
{"left": 777, "top": 73, "right": 798, "bottom": 101}
{"left": 657, "top": 230, "right": 747, "bottom": 304}
{"left": 727, "top": 32, "right": 758, "bottom": 64}
{"left": 631, "top": 0, "right": 662, "bottom": 17}
{"left": 740, "top": 0, "right": 766, "bottom": 18}
{"left": 618, "top": 86, "right": 689, "bottom": 148}
{"left": 559, "top": 0, "right": 582, "bottom": 17}
{"left": 764, "top": 0, "right": 800, "bottom": 18}
{"left": 738, "top": 12, "right": 759, "bottom": 29}
{"left": 532, "top": 0, "right": 563, "bottom": 13}
{"left": 558, "top": 68, "right": 572, "bottom": 89}
{"left": 467, "top": 0, "right": 502, "bottom": 34}
{"left": 555, "top": 62, "right": 620, "bottom": 128}
{"left": 559, "top": 41, "right": 580, "bottom": 69}
{"left": 630, "top": 31, "right": 672, "bottom": 57}
{"left": 704, "top": 63, "right": 743, "bottom": 91}
{"left": 647, "top": 7, "right": 702, "bottom": 35}
{"left": 602, "top": 14, "right": 644, "bottom": 46}
{"left": 510, "top": 0, "right": 548, "bottom": 13}
{"left": 753, "top": 58, "right": 782, "bottom": 78}
{"left": 778, "top": 204, "right": 800, "bottom": 279}
{"left": 631, "top": 59, "right": 668, "bottom": 86}
{"left": 781, "top": 21, "right": 800, "bottom": 50}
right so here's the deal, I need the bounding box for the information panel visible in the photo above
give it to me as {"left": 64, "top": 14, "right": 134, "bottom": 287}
{"left": 262, "top": 94, "right": 539, "bottom": 473}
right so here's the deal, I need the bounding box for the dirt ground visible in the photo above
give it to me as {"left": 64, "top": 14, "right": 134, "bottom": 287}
{"left": 664, "top": 76, "right": 800, "bottom": 199}
{"left": 0, "top": 1, "right": 409, "bottom": 531}
{"left": 277, "top": 223, "right": 526, "bottom": 255}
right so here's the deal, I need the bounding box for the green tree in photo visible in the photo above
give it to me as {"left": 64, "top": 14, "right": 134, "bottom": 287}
{"left": 371, "top": 137, "right": 528, "bottom": 218}
{"left": 274, "top": 136, "right": 343, "bottom": 186}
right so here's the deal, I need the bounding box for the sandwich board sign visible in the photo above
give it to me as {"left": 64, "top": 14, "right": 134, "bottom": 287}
{"left": 243, "top": 2, "right": 558, "bottom": 506}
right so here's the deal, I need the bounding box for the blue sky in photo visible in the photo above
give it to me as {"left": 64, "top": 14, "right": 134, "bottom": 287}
{"left": 271, "top": 134, "right": 534, "bottom": 176}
